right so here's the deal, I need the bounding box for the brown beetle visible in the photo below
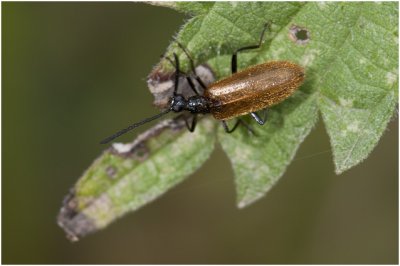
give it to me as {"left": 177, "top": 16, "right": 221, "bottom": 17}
{"left": 101, "top": 23, "right": 305, "bottom": 144}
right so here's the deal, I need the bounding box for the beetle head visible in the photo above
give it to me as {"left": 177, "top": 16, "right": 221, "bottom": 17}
{"left": 170, "top": 94, "right": 187, "bottom": 112}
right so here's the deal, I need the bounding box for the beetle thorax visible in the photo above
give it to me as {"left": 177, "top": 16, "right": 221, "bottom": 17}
{"left": 170, "top": 94, "right": 211, "bottom": 114}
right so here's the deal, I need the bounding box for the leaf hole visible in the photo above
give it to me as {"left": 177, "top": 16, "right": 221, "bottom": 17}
{"left": 289, "top": 25, "right": 310, "bottom": 45}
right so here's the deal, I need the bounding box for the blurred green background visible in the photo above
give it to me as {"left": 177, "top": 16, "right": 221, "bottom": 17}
{"left": 3, "top": 2, "right": 398, "bottom": 264}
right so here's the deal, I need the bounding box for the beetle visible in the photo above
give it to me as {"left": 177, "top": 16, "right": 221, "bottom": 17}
{"left": 100, "top": 23, "right": 305, "bottom": 144}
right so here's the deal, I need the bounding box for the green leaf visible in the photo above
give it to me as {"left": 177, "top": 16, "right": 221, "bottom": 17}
{"left": 59, "top": 2, "right": 398, "bottom": 238}
{"left": 157, "top": 2, "right": 397, "bottom": 205}
{"left": 154, "top": 2, "right": 214, "bottom": 15}
{"left": 313, "top": 3, "right": 398, "bottom": 173}
{"left": 219, "top": 93, "right": 318, "bottom": 207}
{"left": 58, "top": 117, "right": 216, "bottom": 240}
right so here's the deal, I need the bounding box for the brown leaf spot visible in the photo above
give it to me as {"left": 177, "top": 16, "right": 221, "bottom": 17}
{"left": 105, "top": 166, "right": 117, "bottom": 179}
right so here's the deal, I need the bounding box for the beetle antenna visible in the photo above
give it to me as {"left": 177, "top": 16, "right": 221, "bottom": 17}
{"left": 100, "top": 108, "right": 171, "bottom": 144}
{"left": 173, "top": 53, "right": 180, "bottom": 96}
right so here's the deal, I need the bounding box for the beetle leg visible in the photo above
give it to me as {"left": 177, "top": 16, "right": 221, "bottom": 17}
{"left": 165, "top": 55, "right": 199, "bottom": 96}
{"left": 222, "top": 119, "right": 255, "bottom": 134}
{"left": 221, "top": 120, "right": 239, "bottom": 133}
{"left": 250, "top": 109, "right": 268, "bottom": 125}
{"left": 231, "top": 22, "right": 271, "bottom": 74}
{"left": 250, "top": 112, "right": 264, "bottom": 125}
{"left": 185, "top": 114, "right": 197, "bottom": 132}
{"left": 164, "top": 56, "right": 187, "bottom": 75}
{"left": 177, "top": 42, "right": 207, "bottom": 90}
{"left": 186, "top": 76, "right": 200, "bottom": 96}
{"left": 173, "top": 53, "right": 180, "bottom": 96}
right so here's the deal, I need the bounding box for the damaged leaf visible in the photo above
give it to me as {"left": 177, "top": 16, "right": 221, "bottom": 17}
{"left": 156, "top": 2, "right": 397, "bottom": 204}
{"left": 59, "top": 2, "right": 398, "bottom": 239}
{"left": 58, "top": 116, "right": 216, "bottom": 240}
